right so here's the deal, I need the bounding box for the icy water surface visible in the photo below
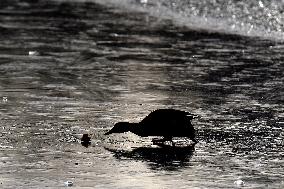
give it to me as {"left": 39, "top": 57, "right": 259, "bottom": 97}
{"left": 0, "top": 0, "right": 283, "bottom": 188}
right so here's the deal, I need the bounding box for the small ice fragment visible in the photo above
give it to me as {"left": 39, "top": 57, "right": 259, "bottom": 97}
{"left": 28, "top": 51, "right": 39, "bottom": 56}
{"left": 259, "top": 1, "right": 264, "bottom": 8}
{"left": 110, "top": 33, "right": 118, "bottom": 37}
{"left": 2, "top": 96, "right": 8, "bottom": 102}
{"left": 140, "top": 0, "right": 148, "bottom": 4}
{"left": 64, "top": 181, "right": 73, "bottom": 187}
{"left": 234, "top": 179, "right": 245, "bottom": 187}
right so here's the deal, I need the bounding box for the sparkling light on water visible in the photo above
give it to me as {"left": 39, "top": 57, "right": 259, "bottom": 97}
{"left": 96, "top": 0, "right": 284, "bottom": 40}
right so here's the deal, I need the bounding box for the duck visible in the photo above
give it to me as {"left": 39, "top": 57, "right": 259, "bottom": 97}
{"left": 105, "top": 109, "right": 198, "bottom": 145}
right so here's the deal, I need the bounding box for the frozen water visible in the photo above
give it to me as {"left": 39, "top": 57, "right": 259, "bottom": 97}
{"left": 0, "top": 0, "right": 283, "bottom": 188}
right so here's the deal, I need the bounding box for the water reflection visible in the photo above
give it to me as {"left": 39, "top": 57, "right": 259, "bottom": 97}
{"left": 106, "top": 144, "right": 195, "bottom": 171}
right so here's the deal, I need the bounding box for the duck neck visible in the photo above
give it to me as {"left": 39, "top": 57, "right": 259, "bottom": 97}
{"left": 127, "top": 122, "right": 140, "bottom": 134}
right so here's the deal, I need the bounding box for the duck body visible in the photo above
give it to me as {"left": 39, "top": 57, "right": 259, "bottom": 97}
{"left": 105, "top": 109, "right": 197, "bottom": 144}
{"left": 134, "top": 109, "right": 195, "bottom": 137}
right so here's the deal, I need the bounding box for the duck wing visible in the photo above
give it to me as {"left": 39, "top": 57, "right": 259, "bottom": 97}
{"left": 138, "top": 109, "right": 195, "bottom": 137}
{"left": 140, "top": 109, "right": 194, "bottom": 124}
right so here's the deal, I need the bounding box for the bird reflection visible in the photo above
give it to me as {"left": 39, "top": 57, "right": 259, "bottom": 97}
{"left": 106, "top": 144, "right": 195, "bottom": 171}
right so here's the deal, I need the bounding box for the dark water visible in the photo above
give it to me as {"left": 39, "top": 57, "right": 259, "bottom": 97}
{"left": 0, "top": 0, "right": 283, "bottom": 188}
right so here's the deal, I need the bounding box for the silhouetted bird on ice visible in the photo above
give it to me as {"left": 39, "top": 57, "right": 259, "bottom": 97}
{"left": 105, "top": 109, "right": 198, "bottom": 145}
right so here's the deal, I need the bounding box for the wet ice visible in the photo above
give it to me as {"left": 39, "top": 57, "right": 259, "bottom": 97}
{"left": 0, "top": 0, "right": 283, "bottom": 188}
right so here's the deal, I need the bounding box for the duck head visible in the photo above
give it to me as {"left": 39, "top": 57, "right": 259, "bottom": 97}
{"left": 105, "top": 122, "right": 133, "bottom": 135}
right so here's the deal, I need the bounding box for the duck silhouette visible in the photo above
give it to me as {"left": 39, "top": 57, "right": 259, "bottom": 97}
{"left": 105, "top": 109, "right": 198, "bottom": 145}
